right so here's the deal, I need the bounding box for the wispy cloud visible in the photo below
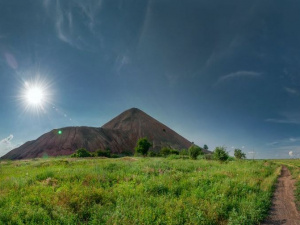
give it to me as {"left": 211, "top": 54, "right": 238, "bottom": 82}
{"left": 215, "top": 71, "right": 262, "bottom": 86}
{"left": 265, "top": 111, "right": 300, "bottom": 125}
{"left": 114, "top": 54, "right": 130, "bottom": 73}
{"left": 284, "top": 87, "right": 299, "bottom": 95}
{"left": 137, "top": 0, "right": 153, "bottom": 51}
{"left": 52, "top": 0, "right": 103, "bottom": 50}
{"left": 267, "top": 137, "right": 300, "bottom": 146}
{"left": 77, "top": 1, "right": 102, "bottom": 32}
{"left": 0, "top": 135, "right": 14, "bottom": 157}
{"left": 265, "top": 118, "right": 300, "bottom": 125}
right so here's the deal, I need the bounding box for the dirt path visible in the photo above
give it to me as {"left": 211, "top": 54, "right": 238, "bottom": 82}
{"left": 261, "top": 166, "right": 300, "bottom": 225}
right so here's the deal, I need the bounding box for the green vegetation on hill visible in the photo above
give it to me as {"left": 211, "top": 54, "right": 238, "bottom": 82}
{"left": 0, "top": 157, "right": 280, "bottom": 224}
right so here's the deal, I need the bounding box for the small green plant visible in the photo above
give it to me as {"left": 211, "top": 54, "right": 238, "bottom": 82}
{"left": 213, "top": 146, "right": 229, "bottom": 161}
{"left": 188, "top": 145, "right": 203, "bottom": 160}
{"left": 135, "top": 137, "right": 152, "bottom": 156}
{"left": 203, "top": 144, "right": 209, "bottom": 150}
{"left": 234, "top": 148, "right": 246, "bottom": 159}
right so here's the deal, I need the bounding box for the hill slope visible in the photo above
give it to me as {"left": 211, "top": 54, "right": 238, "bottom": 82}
{"left": 1, "top": 108, "right": 193, "bottom": 159}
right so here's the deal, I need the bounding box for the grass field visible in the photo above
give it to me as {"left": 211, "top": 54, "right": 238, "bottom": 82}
{"left": 0, "top": 157, "right": 280, "bottom": 224}
{"left": 272, "top": 159, "right": 300, "bottom": 211}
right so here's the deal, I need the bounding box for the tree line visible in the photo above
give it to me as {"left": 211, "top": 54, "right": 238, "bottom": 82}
{"left": 71, "top": 137, "right": 246, "bottom": 162}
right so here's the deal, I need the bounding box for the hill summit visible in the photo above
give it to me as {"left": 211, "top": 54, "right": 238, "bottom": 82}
{"left": 1, "top": 108, "right": 193, "bottom": 159}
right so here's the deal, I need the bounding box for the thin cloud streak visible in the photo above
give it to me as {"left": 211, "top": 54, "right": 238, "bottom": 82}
{"left": 215, "top": 71, "right": 262, "bottom": 86}
{"left": 265, "top": 118, "right": 300, "bottom": 125}
{"left": 266, "top": 137, "right": 300, "bottom": 146}
{"left": 284, "top": 87, "right": 299, "bottom": 95}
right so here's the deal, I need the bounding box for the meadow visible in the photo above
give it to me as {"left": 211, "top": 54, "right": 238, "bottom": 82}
{"left": 0, "top": 157, "right": 281, "bottom": 224}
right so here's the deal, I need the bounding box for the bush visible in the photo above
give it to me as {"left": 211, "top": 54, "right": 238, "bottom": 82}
{"left": 170, "top": 149, "right": 179, "bottom": 155}
{"left": 213, "top": 147, "right": 229, "bottom": 161}
{"left": 234, "top": 149, "right": 246, "bottom": 159}
{"left": 188, "top": 145, "right": 203, "bottom": 160}
{"left": 160, "top": 147, "right": 171, "bottom": 157}
{"left": 72, "top": 148, "right": 92, "bottom": 158}
{"left": 148, "top": 151, "right": 158, "bottom": 157}
{"left": 203, "top": 154, "right": 213, "bottom": 160}
{"left": 96, "top": 149, "right": 111, "bottom": 157}
{"left": 135, "top": 137, "right": 152, "bottom": 156}
{"left": 121, "top": 150, "right": 134, "bottom": 156}
{"left": 179, "top": 149, "right": 189, "bottom": 156}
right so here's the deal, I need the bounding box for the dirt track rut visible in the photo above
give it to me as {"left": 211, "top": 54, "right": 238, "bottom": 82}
{"left": 261, "top": 166, "right": 300, "bottom": 225}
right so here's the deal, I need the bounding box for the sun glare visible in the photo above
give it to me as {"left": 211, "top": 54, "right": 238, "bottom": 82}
{"left": 26, "top": 86, "right": 44, "bottom": 105}
{"left": 19, "top": 76, "right": 52, "bottom": 114}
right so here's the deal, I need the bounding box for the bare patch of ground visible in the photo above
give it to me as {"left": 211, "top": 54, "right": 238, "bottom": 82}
{"left": 262, "top": 166, "right": 300, "bottom": 225}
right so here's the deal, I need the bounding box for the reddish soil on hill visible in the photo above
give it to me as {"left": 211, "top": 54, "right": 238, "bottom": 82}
{"left": 1, "top": 108, "right": 195, "bottom": 159}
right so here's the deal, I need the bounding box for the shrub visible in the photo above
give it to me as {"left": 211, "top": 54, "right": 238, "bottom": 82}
{"left": 160, "top": 148, "right": 179, "bottom": 156}
{"left": 179, "top": 149, "right": 188, "bottom": 155}
{"left": 110, "top": 154, "right": 119, "bottom": 158}
{"left": 188, "top": 145, "right": 203, "bottom": 160}
{"left": 121, "top": 150, "right": 134, "bottom": 156}
{"left": 72, "top": 148, "right": 92, "bottom": 158}
{"left": 135, "top": 137, "right": 152, "bottom": 156}
{"left": 213, "top": 147, "right": 229, "bottom": 161}
{"left": 96, "top": 149, "right": 111, "bottom": 157}
{"left": 234, "top": 149, "right": 246, "bottom": 159}
{"left": 160, "top": 147, "right": 171, "bottom": 157}
{"left": 170, "top": 149, "right": 179, "bottom": 155}
{"left": 148, "top": 151, "right": 158, "bottom": 157}
{"left": 203, "top": 154, "right": 213, "bottom": 160}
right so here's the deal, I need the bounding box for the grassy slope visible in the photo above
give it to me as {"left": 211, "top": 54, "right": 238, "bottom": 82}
{"left": 0, "top": 158, "right": 280, "bottom": 225}
{"left": 273, "top": 159, "right": 300, "bottom": 211}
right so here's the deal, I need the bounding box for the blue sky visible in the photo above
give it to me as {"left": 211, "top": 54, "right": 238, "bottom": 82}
{"left": 1, "top": 0, "right": 300, "bottom": 158}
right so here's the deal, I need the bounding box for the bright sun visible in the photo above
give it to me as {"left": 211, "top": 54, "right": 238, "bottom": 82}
{"left": 26, "top": 86, "right": 44, "bottom": 105}
{"left": 20, "top": 77, "right": 51, "bottom": 113}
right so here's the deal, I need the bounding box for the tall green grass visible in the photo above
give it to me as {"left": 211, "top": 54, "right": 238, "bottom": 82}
{"left": 0, "top": 158, "right": 279, "bottom": 224}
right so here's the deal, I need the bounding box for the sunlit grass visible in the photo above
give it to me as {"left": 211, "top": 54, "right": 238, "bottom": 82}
{"left": 0, "top": 158, "right": 279, "bottom": 224}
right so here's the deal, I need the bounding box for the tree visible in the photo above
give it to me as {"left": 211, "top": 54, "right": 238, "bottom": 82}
{"left": 213, "top": 147, "right": 229, "bottom": 161}
{"left": 234, "top": 149, "right": 246, "bottom": 159}
{"left": 203, "top": 144, "right": 209, "bottom": 150}
{"left": 188, "top": 145, "right": 203, "bottom": 160}
{"left": 135, "top": 137, "right": 152, "bottom": 156}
